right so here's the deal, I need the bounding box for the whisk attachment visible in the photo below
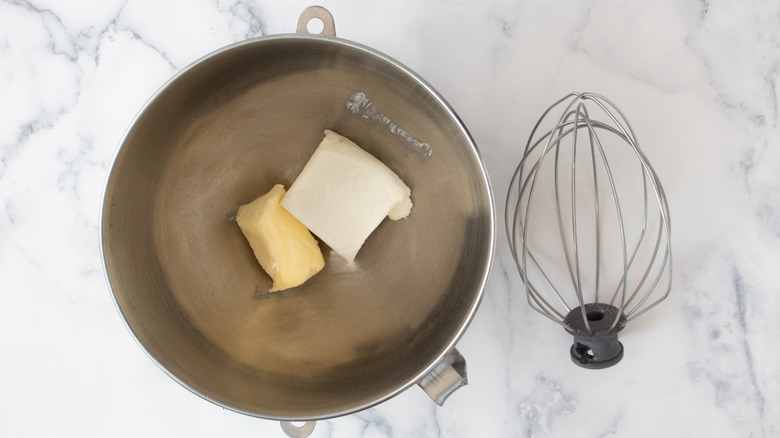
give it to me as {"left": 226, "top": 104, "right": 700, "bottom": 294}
{"left": 506, "top": 92, "right": 672, "bottom": 369}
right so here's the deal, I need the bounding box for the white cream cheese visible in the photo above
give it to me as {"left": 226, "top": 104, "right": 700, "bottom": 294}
{"left": 280, "top": 130, "right": 412, "bottom": 264}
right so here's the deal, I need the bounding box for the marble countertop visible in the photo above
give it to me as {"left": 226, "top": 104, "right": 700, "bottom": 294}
{"left": 1, "top": 0, "right": 777, "bottom": 437}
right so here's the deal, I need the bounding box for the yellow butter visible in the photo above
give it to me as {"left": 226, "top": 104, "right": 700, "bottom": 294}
{"left": 236, "top": 184, "right": 325, "bottom": 291}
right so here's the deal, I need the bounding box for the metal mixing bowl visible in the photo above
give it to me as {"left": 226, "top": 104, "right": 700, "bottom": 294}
{"left": 101, "top": 7, "right": 494, "bottom": 426}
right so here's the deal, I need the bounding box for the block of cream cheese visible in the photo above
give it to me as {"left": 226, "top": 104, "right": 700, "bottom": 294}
{"left": 281, "top": 130, "right": 412, "bottom": 264}
{"left": 236, "top": 184, "right": 325, "bottom": 291}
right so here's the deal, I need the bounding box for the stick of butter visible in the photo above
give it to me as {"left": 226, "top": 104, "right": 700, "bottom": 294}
{"left": 281, "top": 130, "right": 412, "bottom": 264}
{"left": 236, "top": 184, "right": 325, "bottom": 291}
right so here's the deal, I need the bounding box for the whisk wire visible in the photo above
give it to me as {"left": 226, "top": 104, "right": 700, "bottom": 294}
{"left": 586, "top": 108, "right": 603, "bottom": 307}
{"left": 587, "top": 112, "right": 630, "bottom": 332}
{"left": 505, "top": 91, "right": 672, "bottom": 343}
{"left": 508, "top": 165, "right": 570, "bottom": 325}
{"left": 621, "top": 215, "right": 665, "bottom": 317}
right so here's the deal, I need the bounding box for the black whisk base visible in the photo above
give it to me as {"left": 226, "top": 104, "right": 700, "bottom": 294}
{"left": 563, "top": 303, "right": 627, "bottom": 369}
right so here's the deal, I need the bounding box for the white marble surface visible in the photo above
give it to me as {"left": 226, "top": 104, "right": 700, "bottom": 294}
{"left": 1, "top": 0, "right": 778, "bottom": 436}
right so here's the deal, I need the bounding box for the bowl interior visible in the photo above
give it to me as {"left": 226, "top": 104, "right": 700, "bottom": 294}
{"left": 102, "top": 36, "right": 493, "bottom": 420}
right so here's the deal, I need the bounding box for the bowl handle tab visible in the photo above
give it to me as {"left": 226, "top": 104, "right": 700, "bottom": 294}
{"left": 417, "top": 348, "right": 468, "bottom": 405}
{"left": 296, "top": 6, "right": 336, "bottom": 37}
{"left": 280, "top": 421, "right": 316, "bottom": 438}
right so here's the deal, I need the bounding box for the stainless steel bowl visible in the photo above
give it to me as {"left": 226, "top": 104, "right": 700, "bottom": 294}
{"left": 101, "top": 6, "right": 494, "bottom": 429}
